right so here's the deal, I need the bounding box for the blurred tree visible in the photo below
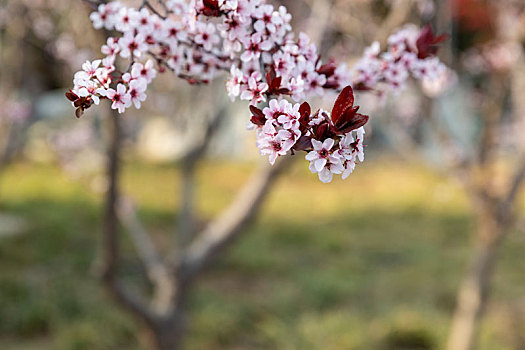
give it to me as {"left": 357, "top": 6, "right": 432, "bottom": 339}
{"left": 444, "top": 2, "right": 525, "bottom": 349}
{"left": 356, "top": 1, "right": 525, "bottom": 349}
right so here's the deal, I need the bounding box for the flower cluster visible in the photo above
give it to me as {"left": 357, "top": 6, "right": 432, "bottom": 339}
{"left": 250, "top": 85, "right": 367, "bottom": 183}
{"left": 67, "top": 0, "right": 449, "bottom": 182}
{"left": 352, "top": 24, "right": 448, "bottom": 96}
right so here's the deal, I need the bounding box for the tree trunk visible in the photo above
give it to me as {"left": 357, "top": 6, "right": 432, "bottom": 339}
{"left": 151, "top": 312, "right": 186, "bottom": 350}
{"left": 446, "top": 213, "right": 503, "bottom": 350}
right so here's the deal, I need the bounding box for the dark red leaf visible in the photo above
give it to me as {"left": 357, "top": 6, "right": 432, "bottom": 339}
{"left": 331, "top": 85, "right": 355, "bottom": 126}
{"left": 313, "top": 121, "right": 336, "bottom": 140}
{"left": 297, "top": 102, "right": 311, "bottom": 134}
{"left": 336, "top": 113, "right": 369, "bottom": 134}
{"left": 201, "top": 0, "right": 221, "bottom": 16}
{"left": 271, "top": 76, "right": 282, "bottom": 91}
{"left": 314, "top": 122, "right": 329, "bottom": 139}
{"left": 316, "top": 59, "right": 337, "bottom": 77}
{"left": 265, "top": 65, "right": 276, "bottom": 84}
{"left": 416, "top": 24, "right": 449, "bottom": 59}
{"left": 65, "top": 90, "right": 78, "bottom": 102}
{"left": 250, "top": 115, "right": 266, "bottom": 126}
{"left": 249, "top": 105, "right": 266, "bottom": 126}
{"left": 292, "top": 135, "right": 313, "bottom": 151}
{"left": 323, "top": 81, "right": 339, "bottom": 89}
{"left": 75, "top": 108, "right": 84, "bottom": 118}
{"left": 299, "top": 102, "right": 311, "bottom": 119}
{"left": 265, "top": 67, "right": 289, "bottom": 97}
{"left": 249, "top": 105, "right": 264, "bottom": 119}
{"left": 203, "top": 0, "right": 219, "bottom": 6}
{"left": 276, "top": 88, "right": 291, "bottom": 95}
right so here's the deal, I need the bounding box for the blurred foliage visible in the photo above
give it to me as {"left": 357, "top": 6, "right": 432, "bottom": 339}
{"left": 0, "top": 159, "right": 524, "bottom": 349}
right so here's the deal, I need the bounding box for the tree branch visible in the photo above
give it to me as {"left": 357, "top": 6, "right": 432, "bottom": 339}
{"left": 177, "top": 106, "right": 227, "bottom": 243}
{"left": 117, "top": 195, "right": 176, "bottom": 312}
{"left": 118, "top": 196, "right": 167, "bottom": 281}
{"left": 500, "top": 155, "right": 525, "bottom": 221}
{"left": 177, "top": 156, "right": 293, "bottom": 285}
{"left": 97, "top": 108, "right": 157, "bottom": 327}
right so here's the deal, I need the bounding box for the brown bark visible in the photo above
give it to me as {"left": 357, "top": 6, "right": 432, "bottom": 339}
{"left": 446, "top": 192, "right": 514, "bottom": 350}
{"left": 446, "top": 218, "right": 501, "bottom": 350}
{"left": 151, "top": 315, "right": 186, "bottom": 350}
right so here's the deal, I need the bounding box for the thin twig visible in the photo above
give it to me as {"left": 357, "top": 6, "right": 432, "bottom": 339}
{"left": 140, "top": 0, "right": 167, "bottom": 19}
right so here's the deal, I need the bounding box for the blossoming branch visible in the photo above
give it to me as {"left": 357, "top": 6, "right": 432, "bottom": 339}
{"left": 67, "top": 0, "right": 449, "bottom": 183}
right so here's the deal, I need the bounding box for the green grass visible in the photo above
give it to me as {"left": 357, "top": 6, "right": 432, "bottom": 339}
{"left": 0, "top": 159, "right": 524, "bottom": 349}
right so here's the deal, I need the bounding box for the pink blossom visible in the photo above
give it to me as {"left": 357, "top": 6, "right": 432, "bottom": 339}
{"left": 240, "top": 72, "right": 268, "bottom": 105}
{"left": 128, "top": 78, "right": 148, "bottom": 109}
{"left": 106, "top": 83, "right": 131, "bottom": 113}
{"left": 131, "top": 60, "right": 157, "bottom": 83}
{"left": 119, "top": 32, "right": 148, "bottom": 58}
{"left": 68, "top": 0, "right": 451, "bottom": 182}
{"left": 240, "top": 32, "right": 272, "bottom": 62}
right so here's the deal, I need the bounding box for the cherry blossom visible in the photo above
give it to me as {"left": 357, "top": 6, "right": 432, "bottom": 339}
{"left": 240, "top": 72, "right": 268, "bottom": 105}
{"left": 131, "top": 60, "right": 157, "bottom": 83}
{"left": 128, "top": 78, "right": 148, "bottom": 109}
{"left": 106, "top": 84, "right": 131, "bottom": 113}
{"left": 119, "top": 32, "right": 148, "bottom": 58}
{"left": 67, "top": 0, "right": 451, "bottom": 182}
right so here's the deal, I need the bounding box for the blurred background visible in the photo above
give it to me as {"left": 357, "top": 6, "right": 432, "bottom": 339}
{"left": 1, "top": 0, "right": 525, "bottom": 349}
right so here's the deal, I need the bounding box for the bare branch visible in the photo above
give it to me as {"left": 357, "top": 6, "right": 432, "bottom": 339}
{"left": 96, "top": 108, "right": 158, "bottom": 328}
{"left": 177, "top": 156, "right": 293, "bottom": 285}
{"left": 118, "top": 196, "right": 167, "bottom": 279}
{"left": 156, "top": 0, "right": 172, "bottom": 16}
{"left": 180, "top": 106, "right": 227, "bottom": 169}
{"left": 140, "top": 0, "right": 167, "bottom": 19}
{"left": 500, "top": 155, "right": 525, "bottom": 221}
{"left": 118, "top": 195, "right": 176, "bottom": 312}
{"left": 102, "top": 277, "right": 159, "bottom": 327}
{"left": 177, "top": 106, "right": 227, "bottom": 242}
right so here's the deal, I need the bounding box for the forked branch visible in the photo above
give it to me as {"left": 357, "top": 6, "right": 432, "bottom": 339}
{"left": 177, "top": 156, "right": 292, "bottom": 285}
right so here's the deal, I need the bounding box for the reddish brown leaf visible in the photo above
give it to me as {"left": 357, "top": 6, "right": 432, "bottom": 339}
{"left": 299, "top": 101, "right": 311, "bottom": 119}
{"left": 65, "top": 90, "right": 78, "bottom": 102}
{"left": 336, "top": 113, "right": 369, "bottom": 134}
{"left": 271, "top": 76, "right": 282, "bottom": 91}
{"left": 201, "top": 0, "right": 221, "bottom": 16}
{"left": 249, "top": 105, "right": 266, "bottom": 126}
{"left": 265, "top": 66, "right": 276, "bottom": 84}
{"left": 416, "top": 24, "right": 449, "bottom": 59}
{"left": 292, "top": 135, "right": 313, "bottom": 151}
{"left": 276, "top": 88, "right": 291, "bottom": 95}
{"left": 317, "top": 59, "right": 337, "bottom": 77}
{"left": 249, "top": 105, "right": 264, "bottom": 119}
{"left": 331, "top": 85, "right": 355, "bottom": 125}
{"left": 75, "top": 108, "right": 84, "bottom": 118}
